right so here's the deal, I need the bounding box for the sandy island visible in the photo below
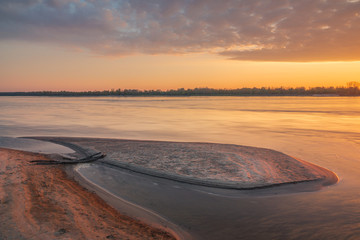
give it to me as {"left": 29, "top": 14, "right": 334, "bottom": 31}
{"left": 0, "top": 137, "right": 338, "bottom": 239}
{"left": 34, "top": 137, "right": 339, "bottom": 190}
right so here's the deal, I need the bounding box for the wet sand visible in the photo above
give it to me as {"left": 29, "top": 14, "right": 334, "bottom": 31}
{"left": 32, "top": 137, "right": 339, "bottom": 190}
{"left": 0, "top": 148, "right": 176, "bottom": 240}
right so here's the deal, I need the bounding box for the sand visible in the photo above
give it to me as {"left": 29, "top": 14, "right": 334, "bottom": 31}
{"left": 33, "top": 137, "right": 339, "bottom": 189}
{"left": 0, "top": 148, "right": 176, "bottom": 240}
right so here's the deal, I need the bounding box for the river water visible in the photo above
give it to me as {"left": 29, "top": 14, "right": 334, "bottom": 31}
{"left": 1, "top": 96, "right": 360, "bottom": 239}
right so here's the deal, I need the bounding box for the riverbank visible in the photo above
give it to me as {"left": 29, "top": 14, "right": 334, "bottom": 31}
{"left": 0, "top": 148, "right": 176, "bottom": 239}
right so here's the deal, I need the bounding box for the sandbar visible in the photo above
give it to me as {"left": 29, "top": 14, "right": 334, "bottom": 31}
{"left": 32, "top": 137, "right": 339, "bottom": 190}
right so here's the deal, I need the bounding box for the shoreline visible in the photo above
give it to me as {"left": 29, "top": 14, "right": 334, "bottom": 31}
{"left": 0, "top": 148, "right": 177, "bottom": 240}
{"left": 1, "top": 137, "right": 339, "bottom": 239}
{"left": 68, "top": 164, "right": 191, "bottom": 240}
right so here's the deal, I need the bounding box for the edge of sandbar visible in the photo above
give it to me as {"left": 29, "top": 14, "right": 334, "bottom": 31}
{"left": 99, "top": 158, "right": 339, "bottom": 191}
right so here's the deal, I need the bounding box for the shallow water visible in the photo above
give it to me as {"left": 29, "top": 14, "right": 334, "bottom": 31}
{"left": 0, "top": 136, "right": 74, "bottom": 154}
{"left": 1, "top": 96, "right": 360, "bottom": 239}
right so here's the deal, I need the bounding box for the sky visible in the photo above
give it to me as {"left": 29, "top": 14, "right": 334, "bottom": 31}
{"left": 1, "top": 0, "right": 360, "bottom": 91}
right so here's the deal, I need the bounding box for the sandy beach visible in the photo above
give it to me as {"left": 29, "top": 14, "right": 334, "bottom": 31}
{"left": 0, "top": 148, "right": 176, "bottom": 240}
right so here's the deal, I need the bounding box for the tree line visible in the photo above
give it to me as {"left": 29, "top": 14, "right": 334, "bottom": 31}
{"left": 1, "top": 84, "right": 360, "bottom": 97}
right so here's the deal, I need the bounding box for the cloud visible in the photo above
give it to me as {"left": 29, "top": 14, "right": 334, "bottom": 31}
{"left": 1, "top": 0, "right": 360, "bottom": 61}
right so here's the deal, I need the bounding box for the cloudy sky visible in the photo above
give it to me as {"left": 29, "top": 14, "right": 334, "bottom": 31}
{"left": 1, "top": 0, "right": 360, "bottom": 91}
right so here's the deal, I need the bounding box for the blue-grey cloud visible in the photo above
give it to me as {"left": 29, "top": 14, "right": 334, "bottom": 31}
{"left": 1, "top": 0, "right": 360, "bottom": 61}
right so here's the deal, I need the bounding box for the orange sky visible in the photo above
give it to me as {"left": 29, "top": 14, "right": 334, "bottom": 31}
{"left": 1, "top": 41, "right": 359, "bottom": 91}
{"left": 1, "top": 0, "right": 360, "bottom": 91}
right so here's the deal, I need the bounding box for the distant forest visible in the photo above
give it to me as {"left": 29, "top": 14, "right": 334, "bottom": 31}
{"left": 1, "top": 82, "right": 360, "bottom": 97}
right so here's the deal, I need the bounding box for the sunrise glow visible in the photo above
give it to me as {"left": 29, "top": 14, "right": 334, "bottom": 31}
{"left": 1, "top": 0, "right": 360, "bottom": 91}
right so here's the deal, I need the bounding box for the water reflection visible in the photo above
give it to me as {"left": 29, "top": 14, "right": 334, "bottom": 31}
{"left": 1, "top": 96, "right": 360, "bottom": 239}
{"left": 1, "top": 97, "right": 360, "bottom": 144}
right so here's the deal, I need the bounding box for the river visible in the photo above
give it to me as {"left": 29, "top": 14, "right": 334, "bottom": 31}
{"left": 1, "top": 96, "right": 360, "bottom": 239}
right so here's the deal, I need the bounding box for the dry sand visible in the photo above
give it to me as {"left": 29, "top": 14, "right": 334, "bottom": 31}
{"left": 0, "top": 148, "right": 176, "bottom": 240}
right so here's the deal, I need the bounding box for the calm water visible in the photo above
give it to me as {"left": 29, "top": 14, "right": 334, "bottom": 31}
{"left": 1, "top": 96, "right": 360, "bottom": 239}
